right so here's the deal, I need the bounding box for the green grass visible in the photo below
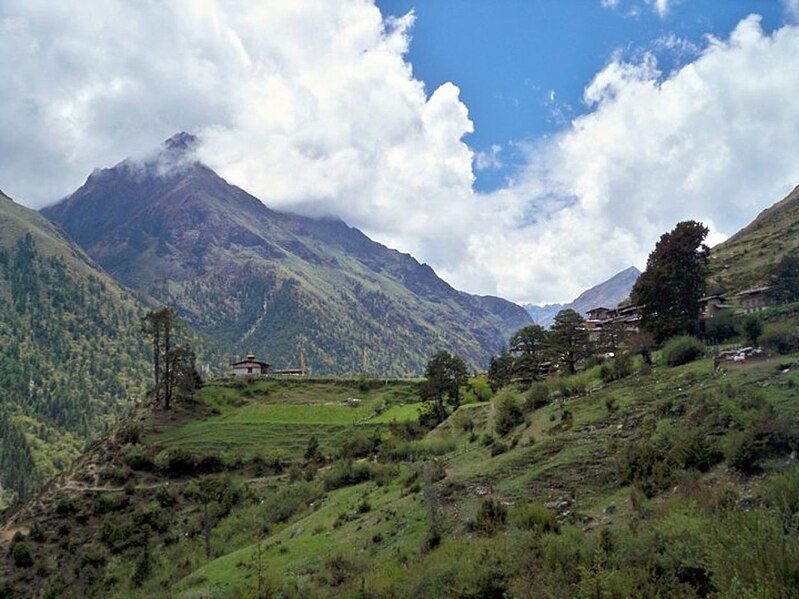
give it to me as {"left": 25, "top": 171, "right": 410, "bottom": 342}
{"left": 151, "top": 379, "right": 425, "bottom": 458}
{"left": 175, "top": 477, "right": 427, "bottom": 597}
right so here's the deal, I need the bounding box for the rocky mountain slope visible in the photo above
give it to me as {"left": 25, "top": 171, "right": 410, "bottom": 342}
{"left": 525, "top": 266, "right": 640, "bottom": 327}
{"left": 710, "top": 184, "right": 799, "bottom": 292}
{"left": 42, "top": 133, "right": 531, "bottom": 375}
{"left": 0, "top": 190, "right": 148, "bottom": 504}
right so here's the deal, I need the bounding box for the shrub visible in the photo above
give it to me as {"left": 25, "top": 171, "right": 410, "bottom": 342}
{"left": 524, "top": 383, "right": 550, "bottom": 410}
{"left": 323, "top": 554, "right": 363, "bottom": 587}
{"left": 494, "top": 389, "right": 524, "bottom": 435}
{"left": 470, "top": 498, "right": 507, "bottom": 535}
{"left": 322, "top": 461, "right": 383, "bottom": 490}
{"left": 761, "top": 324, "right": 799, "bottom": 355}
{"left": 670, "top": 428, "right": 723, "bottom": 472}
{"left": 196, "top": 453, "right": 225, "bottom": 473}
{"left": 619, "top": 440, "right": 673, "bottom": 497}
{"left": 11, "top": 542, "right": 33, "bottom": 568}
{"left": 55, "top": 497, "right": 79, "bottom": 516}
{"left": 663, "top": 335, "right": 705, "bottom": 367}
{"left": 512, "top": 501, "right": 557, "bottom": 534}
{"left": 340, "top": 431, "right": 380, "bottom": 459}
{"left": 600, "top": 353, "right": 634, "bottom": 382}
{"left": 386, "top": 438, "right": 456, "bottom": 461}
{"left": 489, "top": 441, "right": 509, "bottom": 456}
{"left": 452, "top": 409, "right": 474, "bottom": 432}
{"left": 704, "top": 309, "right": 739, "bottom": 344}
{"left": 154, "top": 448, "right": 196, "bottom": 477}
{"left": 463, "top": 376, "right": 493, "bottom": 404}
{"left": 117, "top": 422, "right": 142, "bottom": 445}
{"left": 724, "top": 415, "right": 798, "bottom": 473}
{"left": 124, "top": 445, "right": 153, "bottom": 471}
{"left": 94, "top": 493, "right": 118, "bottom": 515}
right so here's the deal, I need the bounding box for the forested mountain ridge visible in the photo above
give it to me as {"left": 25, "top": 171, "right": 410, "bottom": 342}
{"left": 42, "top": 133, "right": 531, "bottom": 375}
{"left": 0, "top": 190, "right": 149, "bottom": 504}
{"left": 710, "top": 184, "right": 799, "bottom": 291}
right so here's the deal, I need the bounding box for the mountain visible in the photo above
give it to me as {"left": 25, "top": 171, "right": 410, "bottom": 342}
{"left": 710, "top": 184, "right": 799, "bottom": 292}
{"left": 524, "top": 266, "right": 640, "bottom": 327}
{"left": 42, "top": 133, "right": 531, "bottom": 376}
{"left": 0, "top": 190, "right": 148, "bottom": 504}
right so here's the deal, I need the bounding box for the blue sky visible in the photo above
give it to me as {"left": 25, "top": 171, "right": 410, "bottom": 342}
{"left": 377, "top": 0, "right": 786, "bottom": 191}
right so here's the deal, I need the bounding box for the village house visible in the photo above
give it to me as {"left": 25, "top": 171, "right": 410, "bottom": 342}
{"left": 698, "top": 286, "right": 776, "bottom": 320}
{"left": 583, "top": 302, "right": 643, "bottom": 340}
{"left": 230, "top": 353, "right": 270, "bottom": 377}
{"left": 734, "top": 286, "right": 775, "bottom": 313}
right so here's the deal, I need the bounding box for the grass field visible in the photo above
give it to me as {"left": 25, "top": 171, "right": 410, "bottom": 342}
{"left": 151, "top": 378, "right": 426, "bottom": 458}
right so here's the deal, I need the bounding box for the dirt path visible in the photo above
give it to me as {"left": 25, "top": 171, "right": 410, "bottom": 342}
{"left": 1, "top": 525, "right": 29, "bottom": 542}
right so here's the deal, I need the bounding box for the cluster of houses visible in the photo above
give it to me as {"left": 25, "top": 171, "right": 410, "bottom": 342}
{"left": 583, "top": 286, "right": 776, "bottom": 341}
{"left": 230, "top": 353, "right": 308, "bottom": 378}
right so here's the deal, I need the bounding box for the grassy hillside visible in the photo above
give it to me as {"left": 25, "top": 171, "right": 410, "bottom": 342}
{"left": 0, "top": 191, "right": 149, "bottom": 505}
{"left": 3, "top": 347, "right": 798, "bottom": 597}
{"left": 710, "top": 184, "right": 799, "bottom": 292}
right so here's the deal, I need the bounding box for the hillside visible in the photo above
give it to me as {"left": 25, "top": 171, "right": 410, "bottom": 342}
{"left": 3, "top": 347, "right": 798, "bottom": 596}
{"left": 710, "top": 184, "right": 799, "bottom": 291}
{"left": 41, "top": 133, "right": 531, "bottom": 376}
{"left": 0, "top": 191, "right": 149, "bottom": 505}
{"left": 525, "top": 266, "right": 640, "bottom": 327}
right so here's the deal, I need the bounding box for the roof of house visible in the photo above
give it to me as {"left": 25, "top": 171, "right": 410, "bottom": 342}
{"left": 230, "top": 352, "right": 269, "bottom": 367}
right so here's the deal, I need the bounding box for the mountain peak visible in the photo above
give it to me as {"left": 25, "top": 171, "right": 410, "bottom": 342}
{"left": 163, "top": 131, "right": 199, "bottom": 153}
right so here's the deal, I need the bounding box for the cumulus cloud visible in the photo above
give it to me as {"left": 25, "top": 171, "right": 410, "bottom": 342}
{"left": 481, "top": 14, "right": 799, "bottom": 302}
{"left": 3, "top": 3, "right": 799, "bottom": 305}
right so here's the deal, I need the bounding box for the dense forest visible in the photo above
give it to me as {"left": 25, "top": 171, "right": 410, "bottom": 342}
{"left": 0, "top": 234, "right": 148, "bottom": 503}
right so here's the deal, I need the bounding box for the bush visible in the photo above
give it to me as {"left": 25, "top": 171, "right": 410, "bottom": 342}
{"left": 663, "top": 335, "right": 705, "bottom": 367}
{"left": 470, "top": 498, "right": 507, "bottom": 535}
{"left": 463, "top": 376, "right": 493, "bottom": 404}
{"left": 494, "top": 390, "right": 524, "bottom": 435}
{"left": 11, "top": 542, "right": 33, "bottom": 568}
{"left": 196, "top": 453, "right": 225, "bottom": 473}
{"left": 117, "top": 423, "right": 142, "bottom": 445}
{"left": 124, "top": 445, "right": 153, "bottom": 471}
{"left": 340, "top": 431, "right": 380, "bottom": 459}
{"left": 761, "top": 324, "right": 799, "bottom": 355}
{"left": 154, "top": 448, "right": 196, "bottom": 477}
{"left": 704, "top": 309, "right": 739, "bottom": 344}
{"left": 619, "top": 440, "right": 674, "bottom": 497}
{"left": 512, "top": 502, "right": 558, "bottom": 534}
{"left": 600, "top": 353, "right": 634, "bottom": 382}
{"left": 386, "top": 438, "right": 456, "bottom": 461}
{"left": 524, "top": 383, "right": 550, "bottom": 410}
{"left": 322, "top": 461, "right": 388, "bottom": 491}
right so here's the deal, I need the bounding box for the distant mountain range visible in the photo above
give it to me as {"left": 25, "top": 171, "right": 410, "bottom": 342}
{"left": 42, "top": 133, "right": 531, "bottom": 376}
{"left": 524, "top": 266, "right": 641, "bottom": 328}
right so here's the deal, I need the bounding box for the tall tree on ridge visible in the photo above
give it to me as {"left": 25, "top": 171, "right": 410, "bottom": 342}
{"left": 549, "top": 309, "right": 591, "bottom": 375}
{"left": 632, "top": 220, "right": 710, "bottom": 343}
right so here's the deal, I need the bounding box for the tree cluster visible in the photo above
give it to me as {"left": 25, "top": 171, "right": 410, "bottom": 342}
{"left": 488, "top": 309, "right": 593, "bottom": 390}
{"left": 140, "top": 308, "right": 199, "bottom": 410}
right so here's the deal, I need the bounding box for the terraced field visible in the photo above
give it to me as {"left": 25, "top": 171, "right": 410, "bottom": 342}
{"left": 151, "top": 378, "right": 427, "bottom": 458}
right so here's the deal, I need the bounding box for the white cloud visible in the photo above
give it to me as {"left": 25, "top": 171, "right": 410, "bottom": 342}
{"left": 475, "top": 145, "right": 503, "bottom": 171}
{"left": 481, "top": 14, "right": 799, "bottom": 302}
{"left": 3, "top": 4, "right": 799, "bottom": 305}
